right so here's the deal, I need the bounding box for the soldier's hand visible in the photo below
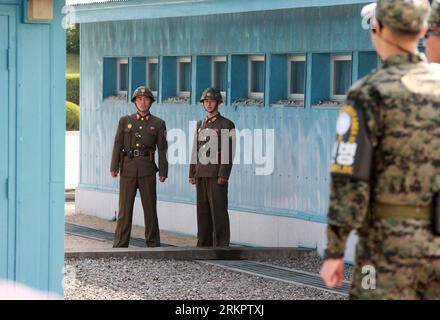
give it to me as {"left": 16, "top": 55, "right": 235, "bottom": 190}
{"left": 320, "top": 258, "right": 344, "bottom": 288}
{"left": 111, "top": 170, "right": 119, "bottom": 178}
{"left": 217, "top": 177, "right": 227, "bottom": 185}
{"left": 189, "top": 177, "right": 196, "bottom": 185}
{"left": 159, "top": 176, "right": 167, "bottom": 183}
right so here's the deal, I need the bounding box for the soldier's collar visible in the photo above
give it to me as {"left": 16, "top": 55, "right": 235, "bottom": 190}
{"left": 382, "top": 52, "right": 426, "bottom": 68}
{"left": 205, "top": 112, "right": 220, "bottom": 124}
{"left": 136, "top": 112, "right": 150, "bottom": 121}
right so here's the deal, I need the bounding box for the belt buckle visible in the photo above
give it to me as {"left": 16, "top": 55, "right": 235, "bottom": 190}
{"left": 133, "top": 149, "right": 140, "bottom": 157}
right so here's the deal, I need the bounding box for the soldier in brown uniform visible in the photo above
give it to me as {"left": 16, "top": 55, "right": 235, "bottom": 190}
{"left": 189, "top": 88, "right": 235, "bottom": 247}
{"left": 110, "top": 86, "right": 168, "bottom": 247}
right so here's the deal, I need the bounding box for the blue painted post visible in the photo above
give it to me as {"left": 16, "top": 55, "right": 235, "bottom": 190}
{"left": 103, "top": 57, "right": 117, "bottom": 99}
{"left": 230, "top": 55, "right": 248, "bottom": 102}
{"left": 195, "top": 55, "right": 211, "bottom": 104}
{"left": 310, "top": 53, "right": 330, "bottom": 106}
{"left": 161, "top": 56, "right": 177, "bottom": 101}
{"left": 269, "top": 54, "right": 287, "bottom": 105}
{"left": 131, "top": 57, "right": 146, "bottom": 97}
{"left": 351, "top": 51, "right": 359, "bottom": 83}
{"left": 358, "top": 51, "right": 378, "bottom": 79}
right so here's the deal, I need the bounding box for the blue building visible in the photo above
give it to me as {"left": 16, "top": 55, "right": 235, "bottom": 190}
{"left": 71, "top": 0, "right": 378, "bottom": 261}
{"left": 0, "top": 0, "right": 65, "bottom": 295}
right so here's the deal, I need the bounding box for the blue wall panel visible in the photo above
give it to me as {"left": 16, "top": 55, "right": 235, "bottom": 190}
{"left": 0, "top": 0, "right": 65, "bottom": 296}
{"left": 80, "top": 4, "right": 373, "bottom": 222}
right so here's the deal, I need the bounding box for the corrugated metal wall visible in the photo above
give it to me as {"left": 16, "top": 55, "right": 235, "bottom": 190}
{"left": 79, "top": 4, "right": 375, "bottom": 222}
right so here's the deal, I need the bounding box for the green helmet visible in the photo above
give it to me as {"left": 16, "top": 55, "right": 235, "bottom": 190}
{"left": 200, "top": 87, "right": 223, "bottom": 103}
{"left": 429, "top": 0, "right": 440, "bottom": 29}
{"left": 375, "top": 0, "right": 431, "bottom": 33}
{"left": 131, "top": 86, "right": 155, "bottom": 103}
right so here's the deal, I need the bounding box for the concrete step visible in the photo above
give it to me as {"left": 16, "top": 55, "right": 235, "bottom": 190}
{"left": 65, "top": 246, "right": 312, "bottom": 261}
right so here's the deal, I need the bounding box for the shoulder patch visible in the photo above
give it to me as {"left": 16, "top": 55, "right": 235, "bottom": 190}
{"left": 330, "top": 100, "right": 372, "bottom": 181}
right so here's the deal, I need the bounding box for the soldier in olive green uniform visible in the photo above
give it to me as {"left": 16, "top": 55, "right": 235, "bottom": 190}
{"left": 110, "top": 86, "right": 168, "bottom": 247}
{"left": 189, "top": 88, "right": 236, "bottom": 247}
{"left": 426, "top": 0, "right": 440, "bottom": 63}
{"left": 321, "top": 0, "right": 440, "bottom": 299}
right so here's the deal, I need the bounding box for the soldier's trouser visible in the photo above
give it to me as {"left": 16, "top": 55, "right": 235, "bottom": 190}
{"left": 350, "top": 220, "right": 440, "bottom": 300}
{"left": 113, "top": 174, "right": 160, "bottom": 248}
{"left": 196, "top": 177, "right": 230, "bottom": 247}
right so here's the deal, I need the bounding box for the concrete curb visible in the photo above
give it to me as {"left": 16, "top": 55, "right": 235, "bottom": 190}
{"left": 65, "top": 247, "right": 312, "bottom": 260}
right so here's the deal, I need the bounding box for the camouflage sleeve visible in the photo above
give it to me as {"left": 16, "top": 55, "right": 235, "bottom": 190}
{"left": 157, "top": 121, "right": 168, "bottom": 178}
{"left": 325, "top": 79, "right": 381, "bottom": 259}
{"left": 110, "top": 117, "right": 125, "bottom": 172}
{"left": 325, "top": 177, "right": 371, "bottom": 259}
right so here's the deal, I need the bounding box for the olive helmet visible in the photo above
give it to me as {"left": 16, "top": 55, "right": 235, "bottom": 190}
{"left": 200, "top": 87, "right": 223, "bottom": 104}
{"left": 131, "top": 86, "right": 155, "bottom": 103}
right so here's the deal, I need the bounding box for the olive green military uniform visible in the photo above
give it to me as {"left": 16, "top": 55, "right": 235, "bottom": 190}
{"left": 189, "top": 88, "right": 235, "bottom": 247}
{"left": 110, "top": 88, "right": 168, "bottom": 247}
{"left": 325, "top": 0, "right": 440, "bottom": 299}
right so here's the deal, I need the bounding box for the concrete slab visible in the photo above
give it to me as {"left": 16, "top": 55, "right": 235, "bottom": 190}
{"left": 65, "top": 246, "right": 312, "bottom": 261}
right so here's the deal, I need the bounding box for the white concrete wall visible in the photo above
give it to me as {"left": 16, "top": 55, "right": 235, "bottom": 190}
{"left": 65, "top": 131, "right": 80, "bottom": 190}
{"left": 75, "top": 188, "right": 358, "bottom": 261}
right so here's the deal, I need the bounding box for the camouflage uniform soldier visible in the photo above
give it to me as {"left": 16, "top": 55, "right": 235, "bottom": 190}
{"left": 110, "top": 86, "right": 168, "bottom": 247}
{"left": 320, "top": 0, "right": 440, "bottom": 299}
{"left": 189, "top": 88, "right": 236, "bottom": 247}
{"left": 426, "top": 0, "right": 440, "bottom": 63}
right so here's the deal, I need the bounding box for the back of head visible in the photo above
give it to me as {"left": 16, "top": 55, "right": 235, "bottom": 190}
{"left": 376, "top": 0, "right": 431, "bottom": 34}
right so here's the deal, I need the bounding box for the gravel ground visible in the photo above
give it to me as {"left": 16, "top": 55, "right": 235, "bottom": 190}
{"left": 258, "top": 251, "right": 353, "bottom": 281}
{"left": 64, "top": 257, "right": 347, "bottom": 300}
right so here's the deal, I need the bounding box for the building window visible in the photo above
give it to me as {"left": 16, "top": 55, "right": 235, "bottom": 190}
{"left": 117, "top": 58, "right": 129, "bottom": 96}
{"left": 288, "top": 55, "right": 306, "bottom": 100}
{"left": 332, "top": 55, "right": 352, "bottom": 100}
{"left": 178, "top": 57, "right": 191, "bottom": 97}
{"left": 147, "top": 57, "right": 158, "bottom": 96}
{"left": 248, "top": 55, "right": 265, "bottom": 99}
{"left": 212, "top": 56, "right": 227, "bottom": 95}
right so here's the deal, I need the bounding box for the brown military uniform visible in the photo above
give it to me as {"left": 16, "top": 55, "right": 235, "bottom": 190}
{"left": 189, "top": 113, "right": 235, "bottom": 247}
{"left": 110, "top": 112, "right": 168, "bottom": 247}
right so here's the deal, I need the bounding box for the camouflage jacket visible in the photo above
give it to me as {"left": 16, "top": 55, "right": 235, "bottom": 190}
{"left": 326, "top": 53, "right": 440, "bottom": 259}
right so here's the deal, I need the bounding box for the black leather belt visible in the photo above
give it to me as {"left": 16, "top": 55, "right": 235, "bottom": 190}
{"left": 123, "top": 148, "right": 154, "bottom": 159}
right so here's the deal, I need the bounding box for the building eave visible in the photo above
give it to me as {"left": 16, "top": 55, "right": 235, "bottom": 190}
{"left": 66, "top": 0, "right": 373, "bottom": 24}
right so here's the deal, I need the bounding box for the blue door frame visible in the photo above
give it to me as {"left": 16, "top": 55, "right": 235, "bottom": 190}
{"left": 0, "top": 4, "right": 17, "bottom": 281}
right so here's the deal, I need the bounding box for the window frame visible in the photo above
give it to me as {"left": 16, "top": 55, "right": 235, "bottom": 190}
{"left": 287, "top": 55, "right": 306, "bottom": 100}
{"left": 177, "top": 56, "right": 191, "bottom": 98}
{"left": 146, "top": 57, "right": 159, "bottom": 97}
{"left": 211, "top": 55, "right": 227, "bottom": 97}
{"left": 331, "top": 54, "right": 352, "bottom": 101}
{"left": 117, "top": 58, "right": 129, "bottom": 96}
{"left": 248, "top": 55, "right": 265, "bottom": 100}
